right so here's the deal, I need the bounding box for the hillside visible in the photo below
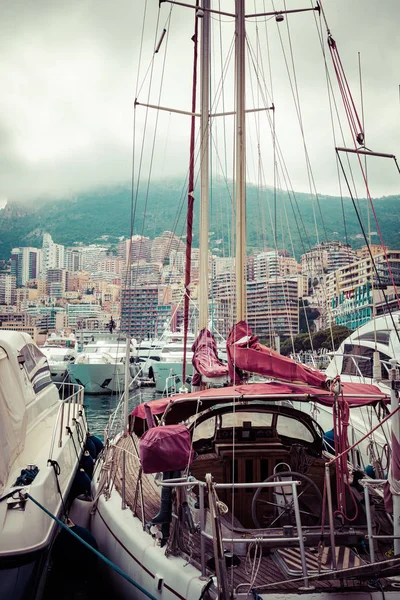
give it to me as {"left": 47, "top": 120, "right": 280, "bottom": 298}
{"left": 0, "top": 180, "right": 399, "bottom": 259}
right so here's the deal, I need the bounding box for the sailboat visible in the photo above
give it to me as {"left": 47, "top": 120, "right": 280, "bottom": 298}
{"left": 90, "top": 2, "right": 400, "bottom": 598}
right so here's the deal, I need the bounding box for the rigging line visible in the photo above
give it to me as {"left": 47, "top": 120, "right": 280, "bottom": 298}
{"left": 245, "top": 39, "right": 313, "bottom": 255}
{"left": 135, "top": 9, "right": 175, "bottom": 100}
{"left": 309, "top": 3, "right": 370, "bottom": 355}
{"left": 128, "top": 4, "right": 165, "bottom": 297}
{"left": 263, "top": 0, "right": 274, "bottom": 105}
{"left": 272, "top": 0, "right": 326, "bottom": 245}
{"left": 336, "top": 151, "right": 400, "bottom": 344}
{"left": 217, "top": 0, "right": 228, "bottom": 179}
{"left": 358, "top": 51, "right": 371, "bottom": 245}
{"left": 311, "top": 2, "right": 350, "bottom": 352}
{"left": 281, "top": 0, "right": 328, "bottom": 246}
{"left": 311, "top": 2, "right": 363, "bottom": 218}
{"left": 338, "top": 150, "right": 400, "bottom": 312}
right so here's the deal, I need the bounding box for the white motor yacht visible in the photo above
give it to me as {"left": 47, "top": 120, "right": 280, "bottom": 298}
{"left": 40, "top": 332, "right": 77, "bottom": 384}
{"left": 136, "top": 338, "right": 163, "bottom": 380}
{"left": 68, "top": 338, "right": 137, "bottom": 394}
{"left": 0, "top": 331, "right": 86, "bottom": 599}
{"left": 151, "top": 330, "right": 195, "bottom": 393}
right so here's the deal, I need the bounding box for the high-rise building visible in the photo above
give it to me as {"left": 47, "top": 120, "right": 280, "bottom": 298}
{"left": 326, "top": 249, "right": 400, "bottom": 329}
{"left": 247, "top": 278, "right": 299, "bottom": 341}
{"left": 11, "top": 247, "right": 41, "bottom": 287}
{"left": 46, "top": 268, "right": 68, "bottom": 297}
{"left": 120, "top": 285, "right": 159, "bottom": 340}
{"left": 301, "top": 241, "right": 357, "bottom": 290}
{"left": 0, "top": 274, "right": 16, "bottom": 305}
{"left": 80, "top": 245, "right": 108, "bottom": 273}
{"left": 42, "top": 233, "right": 65, "bottom": 275}
{"left": 65, "top": 248, "right": 83, "bottom": 273}
{"left": 151, "top": 231, "right": 185, "bottom": 264}
{"left": 66, "top": 303, "right": 102, "bottom": 327}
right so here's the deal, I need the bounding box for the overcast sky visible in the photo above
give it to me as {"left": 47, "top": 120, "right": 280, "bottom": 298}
{"left": 0, "top": 0, "right": 399, "bottom": 208}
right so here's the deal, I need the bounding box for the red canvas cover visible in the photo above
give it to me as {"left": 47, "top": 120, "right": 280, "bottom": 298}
{"left": 191, "top": 328, "right": 228, "bottom": 385}
{"left": 131, "top": 381, "right": 389, "bottom": 436}
{"left": 227, "top": 320, "right": 327, "bottom": 387}
{"left": 139, "top": 423, "right": 194, "bottom": 474}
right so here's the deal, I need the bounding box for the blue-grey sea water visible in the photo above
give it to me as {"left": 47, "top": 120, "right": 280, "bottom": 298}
{"left": 84, "top": 387, "right": 158, "bottom": 439}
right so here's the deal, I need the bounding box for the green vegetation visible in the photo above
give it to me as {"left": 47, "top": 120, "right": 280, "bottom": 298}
{"left": 0, "top": 179, "right": 399, "bottom": 259}
{"left": 280, "top": 325, "right": 352, "bottom": 356}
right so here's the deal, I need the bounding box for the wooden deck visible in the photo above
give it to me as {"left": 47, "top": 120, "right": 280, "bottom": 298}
{"left": 113, "top": 434, "right": 394, "bottom": 595}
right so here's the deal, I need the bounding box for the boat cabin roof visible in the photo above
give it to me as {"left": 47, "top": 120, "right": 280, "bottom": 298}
{"left": 130, "top": 380, "right": 389, "bottom": 435}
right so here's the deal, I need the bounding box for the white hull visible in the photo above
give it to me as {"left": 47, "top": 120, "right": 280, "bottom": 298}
{"left": 68, "top": 363, "right": 127, "bottom": 394}
{"left": 91, "top": 471, "right": 398, "bottom": 600}
{"left": 91, "top": 485, "right": 206, "bottom": 600}
{"left": 152, "top": 362, "right": 193, "bottom": 393}
{"left": 48, "top": 363, "right": 70, "bottom": 384}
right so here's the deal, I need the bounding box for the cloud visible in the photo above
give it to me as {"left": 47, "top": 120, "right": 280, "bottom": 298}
{"left": 0, "top": 0, "right": 398, "bottom": 203}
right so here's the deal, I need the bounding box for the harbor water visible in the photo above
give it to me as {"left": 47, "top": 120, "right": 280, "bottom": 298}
{"left": 84, "top": 386, "right": 158, "bottom": 439}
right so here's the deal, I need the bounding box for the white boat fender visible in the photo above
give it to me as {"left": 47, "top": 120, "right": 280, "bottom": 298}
{"left": 69, "top": 494, "right": 94, "bottom": 529}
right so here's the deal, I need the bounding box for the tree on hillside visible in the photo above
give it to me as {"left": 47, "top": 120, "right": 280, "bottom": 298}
{"left": 280, "top": 325, "right": 352, "bottom": 356}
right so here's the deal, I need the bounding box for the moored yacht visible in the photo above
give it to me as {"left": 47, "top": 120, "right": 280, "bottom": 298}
{"left": 68, "top": 338, "right": 137, "bottom": 394}
{"left": 151, "top": 330, "right": 195, "bottom": 393}
{"left": 0, "top": 331, "right": 86, "bottom": 599}
{"left": 40, "top": 332, "right": 77, "bottom": 384}
{"left": 294, "top": 313, "right": 400, "bottom": 470}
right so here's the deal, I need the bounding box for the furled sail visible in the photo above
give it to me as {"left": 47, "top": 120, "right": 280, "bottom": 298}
{"left": 191, "top": 328, "right": 228, "bottom": 386}
{"left": 227, "top": 320, "right": 327, "bottom": 387}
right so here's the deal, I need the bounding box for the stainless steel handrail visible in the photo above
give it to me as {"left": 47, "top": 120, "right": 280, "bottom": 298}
{"left": 159, "top": 475, "right": 310, "bottom": 587}
{"left": 48, "top": 383, "right": 85, "bottom": 459}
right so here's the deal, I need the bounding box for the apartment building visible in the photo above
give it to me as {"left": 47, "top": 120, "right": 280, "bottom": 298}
{"left": 120, "top": 285, "right": 159, "bottom": 340}
{"left": 326, "top": 250, "right": 400, "bottom": 329}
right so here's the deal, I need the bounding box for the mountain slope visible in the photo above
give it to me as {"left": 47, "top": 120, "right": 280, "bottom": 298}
{"left": 0, "top": 180, "right": 399, "bottom": 259}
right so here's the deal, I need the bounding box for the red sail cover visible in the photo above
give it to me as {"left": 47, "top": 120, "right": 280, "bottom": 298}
{"left": 227, "top": 320, "right": 327, "bottom": 387}
{"left": 139, "top": 423, "right": 194, "bottom": 474}
{"left": 191, "top": 328, "right": 228, "bottom": 386}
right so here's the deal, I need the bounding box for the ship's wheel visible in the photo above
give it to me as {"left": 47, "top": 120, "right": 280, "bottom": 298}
{"left": 251, "top": 471, "right": 322, "bottom": 529}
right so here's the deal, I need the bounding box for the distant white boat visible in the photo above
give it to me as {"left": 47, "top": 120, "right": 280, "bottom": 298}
{"left": 151, "top": 330, "right": 195, "bottom": 393}
{"left": 68, "top": 338, "right": 138, "bottom": 394}
{"left": 0, "top": 330, "right": 86, "bottom": 599}
{"left": 136, "top": 338, "right": 163, "bottom": 380}
{"left": 41, "top": 332, "right": 77, "bottom": 384}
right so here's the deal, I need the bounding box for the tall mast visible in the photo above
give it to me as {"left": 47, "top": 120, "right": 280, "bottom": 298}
{"left": 182, "top": 4, "right": 199, "bottom": 388}
{"left": 199, "top": 0, "right": 211, "bottom": 331}
{"left": 235, "top": 0, "right": 247, "bottom": 322}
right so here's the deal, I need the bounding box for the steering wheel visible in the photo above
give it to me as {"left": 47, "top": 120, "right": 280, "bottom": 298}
{"left": 251, "top": 470, "right": 322, "bottom": 529}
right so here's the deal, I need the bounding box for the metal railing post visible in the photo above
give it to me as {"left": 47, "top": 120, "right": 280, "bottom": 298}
{"left": 325, "top": 465, "right": 337, "bottom": 570}
{"left": 122, "top": 450, "right": 127, "bottom": 509}
{"left": 291, "top": 481, "right": 310, "bottom": 589}
{"left": 58, "top": 402, "right": 65, "bottom": 448}
{"left": 363, "top": 484, "right": 375, "bottom": 562}
{"left": 199, "top": 484, "right": 206, "bottom": 577}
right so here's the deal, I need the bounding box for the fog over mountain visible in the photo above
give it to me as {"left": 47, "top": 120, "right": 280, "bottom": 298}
{"left": 1, "top": 181, "right": 399, "bottom": 260}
